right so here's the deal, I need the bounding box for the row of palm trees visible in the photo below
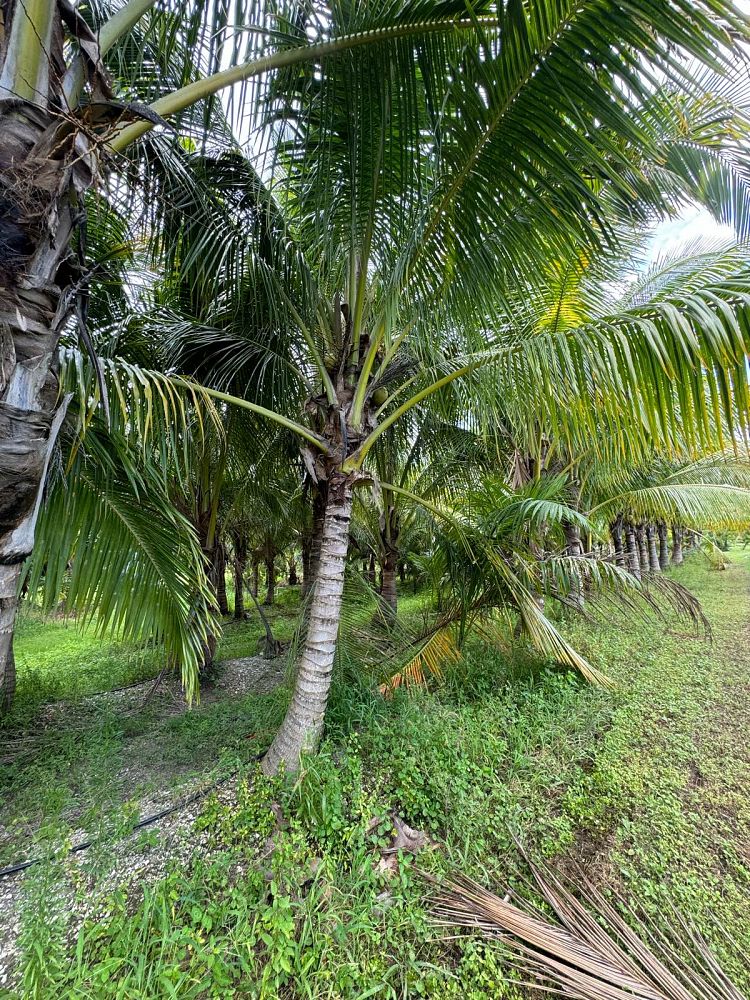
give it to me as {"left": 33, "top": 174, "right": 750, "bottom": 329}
{"left": 3, "top": 1, "right": 750, "bottom": 771}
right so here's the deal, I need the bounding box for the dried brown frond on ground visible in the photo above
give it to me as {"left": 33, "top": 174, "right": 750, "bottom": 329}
{"left": 429, "top": 858, "right": 746, "bottom": 1000}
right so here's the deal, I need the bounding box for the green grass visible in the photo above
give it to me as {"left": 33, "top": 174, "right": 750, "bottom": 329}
{"left": 12, "top": 611, "right": 161, "bottom": 707}
{"left": 2, "top": 556, "right": 750, "bottom": 998}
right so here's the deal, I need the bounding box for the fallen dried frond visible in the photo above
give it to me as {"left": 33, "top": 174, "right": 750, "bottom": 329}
{"left": 428, "top": 859, "right": 747, "bottom": 1000}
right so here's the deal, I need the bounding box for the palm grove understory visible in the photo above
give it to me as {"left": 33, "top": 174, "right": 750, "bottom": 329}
{"left": 4, "top": 1, "right": 750, "bottom": 771}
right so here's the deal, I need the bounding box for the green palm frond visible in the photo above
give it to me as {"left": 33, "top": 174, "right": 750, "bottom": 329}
{"left": 26, "top": 424, "right": 215, "bottom": 700}
{"left": 592, "top": 483, "right": 750, "bottom": 528}
{"left": 498, "top": 271, "right": 750, "bottom": 460}
{"left": 60, "top": 350, "right": 223, "bottom": 485}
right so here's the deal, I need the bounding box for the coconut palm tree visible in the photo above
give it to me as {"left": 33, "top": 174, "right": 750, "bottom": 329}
{"left": 4, "top": 0, "right": 750, "bottom": 761}
{"left": 132, "top": 2, "right": 750, "bottom": 772}
{"left": 0, "top": 0, "right": 524, "bottom": 708}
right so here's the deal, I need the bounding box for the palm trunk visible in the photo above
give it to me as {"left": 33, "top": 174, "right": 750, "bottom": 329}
{"left": 380, "top": 551, "right": 398, "bottom": 616}
{"left": 624, "top": 520, "right": 640, "bottom": 579}
{"left": 215, "top": 542, "right": 229, "bottom": 615}
{"left": 0, "top": 567, "right": 20, "bottom": 712}
{"left": 0, "top": 98, "right": 89, "bottom": 710}
{"left": 636, "top": 523, "right": 649, "bottom": 575}
{"left": 399, "top": 562, "right": 406, "bottom": 584}
{"left": 233, "top": 535, "right": 247, "bottom": 620}
{"left": 262, "top": 472, "right": 355, "bottom": 774}
{"left": 563, "top": 520, "right": 583, "bottom": 556}
{"left": 288, "top": 557, "right": 298, "bottom": 586}
{"left": 671, "top": 525, "right": 684, "bottom": 565}
{"left": 658, "top": 522, "right": 669, "bottom": 571}
{"left": 264, "top": 557, "right": 276, "bottom": 606}
{"left": 610, "top": 517, "right": 625, "bottom": 566}
{"left": 251, "top": 558, "right": 260, "bottom": 597}
{"left": 563, "top": 519, "right": 584, "bottom": 608}
{"left": 307, "top": 480, "right": 328, "bottom": 594}
{"left": 379, "top": 507, "right": 400, "bottom": 618}
{"left": 646, "top": 524, "right": 660, "bottom": 574}
{"left": 367, "top": 551, "right": 376, "bottom": 586}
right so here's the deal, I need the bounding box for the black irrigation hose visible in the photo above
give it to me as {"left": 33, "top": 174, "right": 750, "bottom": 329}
{"left": 0, "top": 753, "right": 265, "bottom": 880}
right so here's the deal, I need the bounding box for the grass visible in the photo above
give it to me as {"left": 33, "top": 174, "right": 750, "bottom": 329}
{"left": 2, "top": 555, "right": 749, "bottom": 997}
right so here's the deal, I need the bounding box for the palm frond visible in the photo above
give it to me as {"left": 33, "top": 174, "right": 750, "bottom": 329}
{"left": 380, "top": 627, "right": 461, "bottom": 695}
{"left": 25, "top": 424, "right": 215, "bottom": 700}
{"left": 430, "top": 859, "right": 748, "bottom": 1000}
{"left": 592, "top": 483, "right": 750, "bottom": 529}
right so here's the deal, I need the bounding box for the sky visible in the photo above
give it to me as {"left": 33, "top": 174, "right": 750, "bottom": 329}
{"left": 648, "top": 206, "right": 735, "bottom": 263}
{"left": 647, "top": 0, "right": 750, "bottom": 260}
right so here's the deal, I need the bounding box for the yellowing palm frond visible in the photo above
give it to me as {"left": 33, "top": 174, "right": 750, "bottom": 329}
{"left": 380, "top": 627, "right": 461, "bottom": 696}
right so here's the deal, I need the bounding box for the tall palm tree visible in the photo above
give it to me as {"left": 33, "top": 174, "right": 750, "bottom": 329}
{"left": 0, "top": 0, "right": 528, "bottom": 706}
{"left": 241, "top": 10, "right": 750, "bottom": 770}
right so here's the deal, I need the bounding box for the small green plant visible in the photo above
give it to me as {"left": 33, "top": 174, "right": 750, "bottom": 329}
{"left": 193, "top": 766, "right": 284, "bottom": 850}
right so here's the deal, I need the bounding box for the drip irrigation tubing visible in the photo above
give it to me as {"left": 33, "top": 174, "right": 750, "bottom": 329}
{"left": 0, "top": 752, "right": 264, "bottom": 880}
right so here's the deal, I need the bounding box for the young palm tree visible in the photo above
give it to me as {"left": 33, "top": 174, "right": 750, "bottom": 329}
{"left": 141, "top": 3, "right": 750, "bottom": 772}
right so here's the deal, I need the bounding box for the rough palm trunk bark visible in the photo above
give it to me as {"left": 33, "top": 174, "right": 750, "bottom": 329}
{"left": 671, "top": 524, "right": 684, "bottom": 565}
{"left": 232, "top": 535, "right": 247, "bottom": 620}
{"left": 563, "top": 520, "right": 583, "bottom": 556}
{"left": 215, "top": 542, "right": 229, "bottom": 615}
{"left": 0, "top": 100, "right": 91, "bottom": 710}
{"left": 636, "top": 523, "right": 649, "bottom": 575}
{"left": 658, "top": 522, "right": 669, "bottom": 571}
{"left": 306, "top": 480, "right": 328, "bottom": 594}
{"left": 380, "top": 550, "right": 398, "bottom": 616}
{"left": 379, "top": 506, "right": 400, "bottom": 618}
{"left": 288, "top": 557, "right": 298, "bottom": 586}
{"left": 610, "top": 517, "right": 625, "bottom": 566}
{"left": 0, "top": 581, "right": 18, "bottom": 712}
{"left": 624, "top": 520, "right": 641, "bottom": 579}
{"left": 264, "top": 556, "right": 276, "bottom": 606}
{"left": 251, "top": 558, "right": 260, "bottom": 597}
{"left": 563, "top": 519, "right": 584, "bottom": 608}
{"left": 646, "top": 523, "right": 660, "bottom": 574}
{"left": 262, "top": 472, "right": 355, "bottom": 774}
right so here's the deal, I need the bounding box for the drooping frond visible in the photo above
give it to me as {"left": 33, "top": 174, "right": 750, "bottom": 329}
{"left": 380, "top": 627, "right": 461, "bottom": 695}
{"left": 592, "top": 483, "right": 750, "bottom": 528}
{"left": 25, "top": 423, "right": 215, "bottom": 701}
{"left": 60, "top": 349, "right": 223, "bottom": 486}
{"left": 496, "top": 270, "right": 750, "bottom": 461}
